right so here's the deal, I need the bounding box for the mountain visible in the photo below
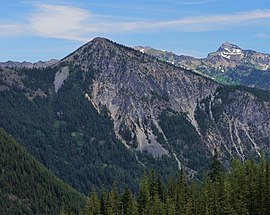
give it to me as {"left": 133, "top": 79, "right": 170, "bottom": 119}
{"left": 0, "top": 59, "right": 59, "bottom": 69}
{"left": 0, "top": 37, "right": 270, "bottom": 194}
{"left": 0, "top": 128, "right": 85, "bottom": 214}
{"left": 134, "top": 43, "right": 270, "bottom": 90}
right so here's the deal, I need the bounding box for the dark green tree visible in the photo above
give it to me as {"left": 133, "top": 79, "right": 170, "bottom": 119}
{"left": 138, "top": 174, "right": 151, "bottom": 215}
{"left": 84, "top": 188, "right": 101, "bottom": 215}
{"left": 208, "top": 149, "right": 223, "bottom": 182}
{"left": 121, "top": 187, "right": 138, "bottom": 215}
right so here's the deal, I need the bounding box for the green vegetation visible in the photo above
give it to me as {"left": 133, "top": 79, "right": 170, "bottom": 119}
{"left": 60, "top": 150, "right": 270, "bottom": 215}
{"left": 0, "top": 66, "right": 144, "bottom": 194}
{"left": 2, "top": 127, "right": 269, "bottom": 214}
{"left": 159, "top": 110, "right": 211, "bottom": 176}
{"left": 193, "top": 65, "right": 270, "bottom": 91}
{"left": 0, "top": 128, "right": 86, "bottom": 214}
{"left": 224, "top": 67, "right": 270, "bottom": 91}
{"left": 230, "top": 85, "right": 270, "bottom": 103}
{"left": 2, "top": 125, "right": 269, "bottom": 214}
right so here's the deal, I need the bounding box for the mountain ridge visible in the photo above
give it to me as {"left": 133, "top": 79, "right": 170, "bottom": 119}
{"left": 0, "top": 37, "right": 269, "bottom": 193}
{"left": 134, "top": 42, "right": 270, "bottom": 90}
{"left": 0, "top": 59, "right": 59, "bottom": 69}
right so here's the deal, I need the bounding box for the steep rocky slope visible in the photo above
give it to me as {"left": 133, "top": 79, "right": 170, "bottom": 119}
{"left": 0, "top": 38, "right": 269, "bottom": 192}
{"left": 63, "top": 38, "right": 217, "bottom": 158}
{"left": 64, "top": 38, "right": 270, "bottom": 165}
{"left": 134, "top": 43, "right": 270, "bottom": 90}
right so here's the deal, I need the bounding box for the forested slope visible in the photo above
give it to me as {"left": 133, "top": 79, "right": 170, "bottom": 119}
{"left": 0, "top": 128, "right": 86, "bottom": 214}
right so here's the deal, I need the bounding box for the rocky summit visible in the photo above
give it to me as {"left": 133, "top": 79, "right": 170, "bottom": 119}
{"left": 0, "top": 38, "right": 269, "bottom": 192}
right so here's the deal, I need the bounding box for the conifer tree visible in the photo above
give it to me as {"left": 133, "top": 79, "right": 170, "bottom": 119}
{"left": 106, "top": 183, "right": 119, "bottom": 215}
{"left": 138, "top": 174, "right": 151, "bottom": 215}
{"left": 84, "top": 188, "right": 101, "bottom": 215}
{"left": 165, "top": 196, "right": 176, "bottom": 215}
{"left": 266, "top": 161, "right": 270, "bottom": 214}
{"left": 121, "top": 187, "right": 138, "bottom": 215}
{"left": 156, "top": 172, "right": 165, "bottom": 202}
{"left": 208, "top": 149, "right": 223, "bottom": 182}
{"left": 100, "top": 186, "right": 108, "bottom": 215}
{"left": 257, "top": 152, "right": 267, "bottom": 214}
{"left": 175, "top": 168, "right": 187, "bottom": 215}
{"left": 245, "top": 160, "right": 258, "bottom": 214}
{"left": 230, "top": 159, "right": 248, "bottom": 215}
{"left": 186, "top": 180, "right": 197, "bottom": 215}
{"left": 151, "top": 191, "right": 165, "bottom": 215}
{"left": 148, "top": 170, "right": 157, "bottom": 199}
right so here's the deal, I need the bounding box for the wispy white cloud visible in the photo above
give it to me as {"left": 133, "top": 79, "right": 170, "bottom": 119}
{"left": 1, "top": 4, "right": 270, "bottom": 41}
{"left": 178, "top": 0, "right": 217, "bottom": 5}
{"left": 0, "top": 24, "right": 24, "bottom": 37}
{"left": 28, "top": 4, "right": 91, "bottom": 41}
{"left": 147, "top": 9, "right": 270, "bottom": 31}
{"left": 256, "top": 33, "right": 270, "bottom": 39}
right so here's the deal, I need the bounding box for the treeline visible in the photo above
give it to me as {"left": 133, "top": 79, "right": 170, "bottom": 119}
{"left": 66, "top": 151, "right": 270, "bottom": 215}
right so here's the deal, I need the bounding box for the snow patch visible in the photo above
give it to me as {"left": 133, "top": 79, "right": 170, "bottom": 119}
{"left": 221, "top": 52, "right": 230, "bottom": 59}
{"left": 140, "top": 48, "right": 145, "bottom": 53}
{"left": 220, "top": 47, "right": 244, "bottom": 59}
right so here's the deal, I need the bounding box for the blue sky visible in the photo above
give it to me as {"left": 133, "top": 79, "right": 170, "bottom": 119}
{"left": 0, "top": 0, "right": 269, "bottom": 62}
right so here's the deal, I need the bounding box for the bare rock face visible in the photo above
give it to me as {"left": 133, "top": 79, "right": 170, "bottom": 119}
{"left": 61, "top": 38, "right": 270, "bottom": 169}
{"left": 54, "top": 66, "right": 69, "bottom": 93}
{"left": 63, "top": 38, "right": 218, "bottom": 159}
{"left": 195, "top": 88, "right": 270, "bottom": 164}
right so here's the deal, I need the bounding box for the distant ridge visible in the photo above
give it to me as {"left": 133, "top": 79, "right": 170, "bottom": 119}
{"left": 0, "top": 59, "right": 59, "bottom": 69}
{"left": 134, "top": 42, "right": 270, "bottom": 90}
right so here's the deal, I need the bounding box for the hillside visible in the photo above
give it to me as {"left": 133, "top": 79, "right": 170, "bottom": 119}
{"left": 0, "top": 128, "right": 85, "bottom": 214}
{"left": 0, "top": 37, "right": 269, "bottom": 194}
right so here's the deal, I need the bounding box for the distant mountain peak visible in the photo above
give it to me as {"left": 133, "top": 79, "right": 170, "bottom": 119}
{"left": 215, "top": 42, "right": 244, "bottom": 60}
{"left": 134, "top": 41, "right": 269, "bottom": 89}
{"left": 218, "top": 42, "right": 242, "bottom": 52}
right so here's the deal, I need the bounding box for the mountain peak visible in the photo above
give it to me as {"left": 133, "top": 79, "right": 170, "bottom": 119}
{"left": 215, "top": 42, "right": 244, "bottom": 60}
{"left": 218, "top": 42, "right": 242, "bottom": 52}
{"left": 80, "top": 37, "right": 113, "bottom": 49}
{"left": 91, "top": 37, "right": 111, "bottom": 44}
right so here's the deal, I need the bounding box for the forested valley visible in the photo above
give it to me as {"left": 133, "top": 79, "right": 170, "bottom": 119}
{"left": 1, "top": 119, "right": 270, "bottom": 214}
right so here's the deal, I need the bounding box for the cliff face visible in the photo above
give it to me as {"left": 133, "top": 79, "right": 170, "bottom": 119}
{"left": 63, "top": 38, "right": 218, "bottom": 158}
{"left": 195, "top": 88, "right": 270, "bottom": 164}
{"left": 62, "top": 38, "right": 270, "bottom": 167}
{"left": 0, "top": 38, "right": 269, "bottom": 189}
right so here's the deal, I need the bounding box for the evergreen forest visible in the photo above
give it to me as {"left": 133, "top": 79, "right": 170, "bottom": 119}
{"left": 64, "top": 150, "right": 270, "bottom": 215}
{"left": 1, "top": 124, "right": 270, "bottom": 214}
